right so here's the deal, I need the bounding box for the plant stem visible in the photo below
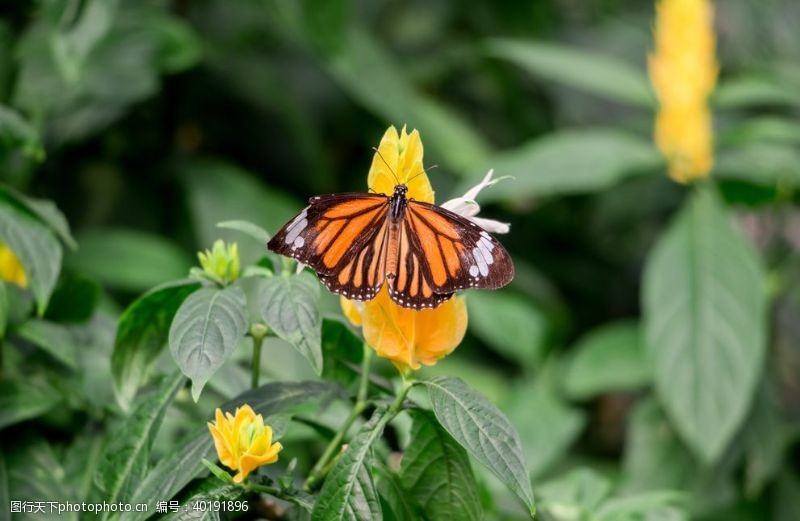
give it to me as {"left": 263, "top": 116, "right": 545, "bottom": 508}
{"left": 251, "top": 334, "right": 265, "bottom": 389}
{"left": 304, "top": 344, "right": 373, "bottom": 491}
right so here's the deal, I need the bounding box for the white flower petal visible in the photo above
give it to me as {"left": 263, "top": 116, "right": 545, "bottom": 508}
{"left": 441, "top": 198, "right": 479, "bottom": 217}
{"left": 469, "top": 216, "right": 510, "bottom": 234}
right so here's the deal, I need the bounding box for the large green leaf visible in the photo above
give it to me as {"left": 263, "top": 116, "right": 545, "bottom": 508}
{"left": 312, "top": 405, "right": 389, "bottom": 521}
{"left": 15, "top": 318, "right": 79, "bottom": 369}
{"left": 461, "top": 129, "right": 661, "bottom": 203}
{"left": 537, "top": 468, "right": 611, "bottom": 520}
{"left": 95, "top": 373, "right": 185, "bottom": 514}
{"left": 467, "top": 291, "right": 546, "bottom": 368}
{"left": 123, "top": 380, "right": 337, "bottom": 521}
{"left": 321, "top": 318, "right": 363, "bottom": 387}
{"left": 376, "top": 467, "right": 417, "bottom": 521}
{"left": 168, "top": 285, "right": 248, "bottom": 401}
{"left": 486, "top": 38, "right": 653, "bottom": 108}
{"left": 67, "top": 228, "right": 192, "bottom": 292}
{"left": 642, "top": 186, "right": 767, "bottom": 463}
{"left": 563, "top": 321, "right": 649, "bottom": 400}
{"left": 112, "top": 279, "right": 200, "bottom": 409}
{"left": 0, "top": 185, "right": 75, "bottom": 249}
{"left": 0, "top": 203, "right": 62, "bottom": 315}
{"left": 327, "top": 28, "right": 491, "bottom": 177}
{"left": 256, "top": 273, "right": 322, "bottom": 375}
{"left": 715, "top": 143, "right": 800, "bottom": 187}
{"left": 0, "top": 378, "right": 60, "bottom": 429}
{"left": 713, "top": 75, "right": 800, "bottom": 109}
{"left": 423, "top": 376, "right": 535, "bottom": 515}
{"left": 399, "top": 410, "right": 482, "bottom": 521}
{"left": 595, "top": 492, "right": 688, "bottom": 521}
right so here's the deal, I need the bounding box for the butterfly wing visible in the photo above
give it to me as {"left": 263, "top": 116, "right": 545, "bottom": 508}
{"left": 268, "top": 193, "right": 391, "bottom": 300}
{"left": 386, "top": 200, "right": 513, "bottom": 309}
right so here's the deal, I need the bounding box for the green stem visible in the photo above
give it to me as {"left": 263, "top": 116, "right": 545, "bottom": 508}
{"left": 251, "top": 334, "right": 265, "bottom": 389}
{"left": 304, "top": 344, "right": 373, "bottom": 491}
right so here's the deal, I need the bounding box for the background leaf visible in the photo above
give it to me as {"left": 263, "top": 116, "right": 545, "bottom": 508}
{"left": 257, "top": 273, "right": 323, "bottom": 375}
{"left": 0, "top": 202, "right": 62, "bottom": 315}
{"left": 0, "top": 185, "right": 74, "bottom": 248}
{"left": 643, "top": 186, "right": 767, "bottom": 463}
{"left": 112, "top": 279, "right": 200, "bottom": 409}
{"left": 15, "top": 318, "right": 79, "bottom": 368}
{"left": 399, "top": 409, "right": 483, "bottom": 521}
{"left": 0, "top": 379, "right": 60, "bottom": 429}
{"left": 563, "top": 321, "right": 649, "bottom": 400}
{"left": 424, "top": 376, "right": 535, "bottom": 515}
{"left": 168, "top": 285, "right": 248, "bottom": 401}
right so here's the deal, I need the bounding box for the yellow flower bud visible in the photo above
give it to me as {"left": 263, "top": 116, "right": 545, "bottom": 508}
{"left": 198, "top": 240, "right": 240, "bottom": 283}
{"left": 341, "top": 126, "right": 468, "bottom": 371}
{"left": 207, "top": 404, "right": 283, "bottom": 483}
{"left": 0, "top": 243, "right": 27, "bottom": 288}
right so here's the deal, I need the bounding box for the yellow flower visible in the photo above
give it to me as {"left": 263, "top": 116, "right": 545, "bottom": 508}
{"left": 198, "top": 240, "right": 240, "bottom": 283}
{"left": 0, "top": 243, "right": 27, "bottom": 288}
{"left": 207, "top": 405, "right": 283, "bottom": 483}
{"left": 648, "top": 0, "right": 718, "bottom": 183}
{"left": 341, "top": 125, "right": 468, "bottom": 371}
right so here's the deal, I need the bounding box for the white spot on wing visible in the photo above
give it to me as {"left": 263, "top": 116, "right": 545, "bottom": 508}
{"left": 469, "top": 265, "right": 479, "bottom": 277}
{"left": 472, "top": 247, "right": 489, "bottom": 277}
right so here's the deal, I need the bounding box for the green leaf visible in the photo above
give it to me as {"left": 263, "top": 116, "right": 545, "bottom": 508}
{"left": 0, "top": 203, "right": 62, "bottom": 315}
{"left": 217, "top": 219, "right": 272, "bottom": 244}
{"left": 66, "top": 228, "right": 192, "bottom": 292}
{"left": 123, "top": 380, "right": 337, "bottom": 521}
{"left": 327, "top": 28, "right": 492, "bottom": 176}
{"left": 152, "top": 14, "right": 201, "bottom": 73}
{"left": 504, "top": 381, "right": 585, "bottom": 478}
{"left": 0, "top": 185, "right": 75, "bottom": 249}
{"left": 0, "top": 282, "right": 7, "bottom": 338}
{"left": 168, "top": 285, "right": 248, "bottom": 401}
{"left": 376, "top": 466, "right": 417, "bottom": 521}
{"left": 0, "top": 104, "right": 43, "bottom": 160}
{"left": 399, "top": 410, "right": 482, "bottom": 521}
{"left": 312, "top": 405, "right": 389, "bottom": 521}
{"left": 775, "top": 471, "right": 800, "bottom": 521}
{"left": 15, "top": 318, "right": 79, "bottom": 368}
{"left": 563, "top": 321, "right": 649, "bottom": 400}
{"left": 300, "top": 0, "right": 348, "bottom": 55}
{"left": 719, "top": 116, "right": 800, "bottom": 148}
{"left": 642, "top": 186, "right": 767, "bottom": 463}
{"left": 257, "top": 273, "right": 322, "bottom": 375}
{"left": 742, "top": 384, "right": 786, "bottom": 496}
{"left": 538, "top": 468, "right": 611, "bottom": 519}
{"left": 461, "top": 129, "right": 661, "bottom": 203}
{"left": 0, "top": 378, "right": 59, "bottom": 429}
{"left": 713, "top": 75, "right": 800, "bottom": 109}
{"left": 423, "top": 376, "right": 535, "bottom": 515}
{"left": 0, "top": 450, "right": 9, "bottom": 521}
{"left": 112, "top": 279, "right": 200, "bottom": 409}
{"left": 486, "top": 38, "right": 653, "bottom": 107}
{"left": 322, "top": 318, "right": 363, "bottom": 386}
{"left": 95, "top": 373, "right": 184, "bottom": 512}
{"left": 596, "top": 492, "right": 688, "bottom": 521}
{"left": 715, "top": 143, "right": 800, "bottom": 187}
{"left": 467, "top": 291, "right": 546, "bottom": 368}
{"left": 160, "top": 478, "right": 242, "bottom": 521}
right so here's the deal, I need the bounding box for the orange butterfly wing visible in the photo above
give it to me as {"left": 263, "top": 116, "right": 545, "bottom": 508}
{"left": 386, "top": 201, "right": 514, "bottom": 309}
{"left": 268, "top": 193, "right": 391, "bottom": 300}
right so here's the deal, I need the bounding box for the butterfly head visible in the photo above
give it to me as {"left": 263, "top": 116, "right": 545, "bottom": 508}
{"left": 393, "top": 184, "right": 408, "bottom": 198}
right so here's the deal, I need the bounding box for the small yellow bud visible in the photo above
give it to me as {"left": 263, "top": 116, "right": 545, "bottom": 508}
{"left": 198, "top": 240, "right": 240, "bottom": 283}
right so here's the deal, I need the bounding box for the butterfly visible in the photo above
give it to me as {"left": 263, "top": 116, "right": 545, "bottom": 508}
{"left": 267, "top": 181, "right": 514, "bottom": 310}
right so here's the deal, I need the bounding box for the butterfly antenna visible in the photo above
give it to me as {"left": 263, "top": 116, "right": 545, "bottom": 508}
{"left": 407, "top": 164, "right": 438, "bottom": 184}
{"left": 372, "top": 147, "right": 400, "bottom": 185}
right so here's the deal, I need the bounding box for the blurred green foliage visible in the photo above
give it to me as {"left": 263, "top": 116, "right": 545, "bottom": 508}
{"left": 2, "top": 0, "right": 800, "bottom": 520}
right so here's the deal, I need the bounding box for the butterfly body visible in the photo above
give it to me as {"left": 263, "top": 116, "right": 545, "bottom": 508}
{"left": 268, "top": 184, "right": 513, "bottom": 309}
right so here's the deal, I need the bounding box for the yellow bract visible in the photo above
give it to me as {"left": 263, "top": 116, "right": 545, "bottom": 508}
{"left": 207, "top": 405, "right": 283, "bottom": 483}
{"left": 0, "top": 243, "right": 27, "bottom": 288}
{"left": 649, "top": 0, "right": 717, "bottom": 183}
{"left": 341, "top": 126, "right": 468, "bottom": 371}
{"left": 198, "top": 240, "right": 240, "bottom": 283}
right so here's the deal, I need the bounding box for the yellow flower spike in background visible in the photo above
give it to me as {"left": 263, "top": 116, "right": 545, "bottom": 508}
{"left": 0, "top": 243, "right": 27, "bottom": 288}
{"left": 208, "top": 404, "right": 283, "bottom": 483}
{"left": 341, "top": 125, "right": 468, "bottom": 371}
{"left": 198, "top": 239, "right": 240, "bottom": 283}
{"left": 649, "top": 0, "right": 718, "bottom": 183}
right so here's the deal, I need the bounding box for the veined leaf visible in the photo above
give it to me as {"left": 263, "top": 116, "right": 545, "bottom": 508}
{"left": 95, "top": 373, "right": 185, "bottom": 514}
{"left": 399, "top": 410, "right": 482, "bottom": 521}
{"left": 312, "top": 405, "right": 389, "bottom": 521}
{"left": 486, "top": 38, "right": 653, "bottom": 108}
{"left": 112, "top": 279, "right": 200, "bottom": 409}
{"left": 122, "top": 380, "right": 337, "bottom": 521}
{"left": 0, "top": 203, "right": 62, "bottom": 315}
{"left": 168, "top": 285, "right": 248, "bottom": 401}
{"left": 460, "top": 129, "right": 661, "bottom": 203}
{"left": 564, "top": 321, "right": 649, "bottom": 400}
{"left": 423, "top": 376, "right": 535, "bottom": 515}
{"left": 643, "top": 186, "right": 767, "bottom": 463}
{"left": 257, "top": 273, "right": 322, "bottom": 375}
{"left": 0, "top": 185, "right": 74, "bottom": 249}
{"left": 376, "top": 466, "right": 417, "bottom": 521}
